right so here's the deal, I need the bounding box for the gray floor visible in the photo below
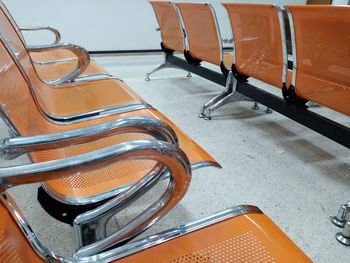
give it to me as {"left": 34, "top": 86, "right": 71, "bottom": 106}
{"left": 3, "top": 53, "right": 350, "bottom": 262}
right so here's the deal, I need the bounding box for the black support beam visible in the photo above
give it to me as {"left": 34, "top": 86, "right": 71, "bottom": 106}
{"left": 166, "top": 54, "right": 350, "bottom": 149}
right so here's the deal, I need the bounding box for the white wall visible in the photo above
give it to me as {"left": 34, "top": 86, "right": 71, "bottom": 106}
{"left": 4, "top": 0, "right": 306, "bottom": 52}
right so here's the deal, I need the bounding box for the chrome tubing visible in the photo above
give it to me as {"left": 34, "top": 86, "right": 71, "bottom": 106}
{"left": 73, "top": 140, "right": 191, "bottom": 256}
{"left": 27, "top": 42, "right": 90, "bottom": 85}
{"left": 20, "top": 26, "right": 61, "bottom": 45}
{"left": 0, "top": 117, "right": 179, "bottom": 159}
{"left": 0, "top": 140, "right": 191, "bottom": 261}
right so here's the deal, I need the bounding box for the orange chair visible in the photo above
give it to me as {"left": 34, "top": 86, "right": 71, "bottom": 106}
{"left": 0, "top": 3, "right": 152, "bottom": 123}
{"left": 223, "top": 4, "right": 288, "bottom": 90}
{"left": 180, "top": 3, "right": 286, "bottom": 120}
{"left": 0, "top": 35, "right": 219, "bottom": 243}
{"left": 285, "top": 5, "right": 350, "bottom": 116}
{"left": 0, "top": 1, "right": 106, "bottom": 79}
{"left": 146, "top": 0, "right": 192, "bottom": 81}
{"left": 175, "top": 3, "right": 233, "bottom": 75}
{"left": 174, "top": 3, "right": 258, "bottom": 120}
{"left": 0, "top": 132, "right": 193, "bottom": 255}
{"left": 0, "top": 161, "right": 312, "bottom": 262}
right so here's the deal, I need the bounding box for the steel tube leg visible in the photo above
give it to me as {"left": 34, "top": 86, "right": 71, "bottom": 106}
{"left": 146, "top": 55, "right": 193, "bottom": 81}
{"left": 146, "top": 62, "right": 171, "bottom": 81}
{"left": 252, "top": 102, "right": 259, "bottom": 110}
{"left": 265, "top": 107, "right": 273, "bottom": 114}
{"left": 336, "top": 215, "right": 350, "bottom": 246}
{"left": 331, "top": 203, "right": 350, "bottom": 228}
{"left": 199, "top": 72, "right": 234, "bottom": 120}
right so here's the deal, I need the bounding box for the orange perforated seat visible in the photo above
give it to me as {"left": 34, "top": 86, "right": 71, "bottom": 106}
{"left": 286, "top": 5, "right": 350, "bottom": 116}
{"left": 0, "top": 198, "right": 44, "bottom": 263}
{"left": 150, "top": 0, "right": 185, "bottom": 53}
{"left": 0, "top": 1, "right": 107, "bottom": 80}
{"left": 0, "top": 36, "right": 218, "bottom": 206}
{"left": 0, "top": 199, "right": 312, "bottom": 262}
{"left": 223, "top": 3, "right": 288, "bottom": 88}
{"left": 146, "top": 1, "right": 192, "bottom": 81}
{"left": 117, "top": 211, "right": 311, "bottom": 263}
{"left": 175, "top": 3, "right": 231, "bottom": 74}
{"left": 0, "top": 2, "right": 148, "bottom": 120}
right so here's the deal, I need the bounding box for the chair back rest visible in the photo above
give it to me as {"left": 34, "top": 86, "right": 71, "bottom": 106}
{"left": 287, "top": 5, "right": 350, "bottom": 116}
{"left": 0, "top": 195, "right": 44, "bottom": 262}
{"left": 149, "top": 1, "right": 185, "bottom": 53}
{"left": 223, "top": 3, "right": 286, "bottom": 88}
{"left": 0, "top": 5, "right": 77, "bottom": 118}
{"left": 0, "top": 38, "right": 48, "bottom": 137}
{"left": 176, "top": 3, "right": 222, "bottom": 66}
{"left": 0, "top": 1, "right": 25, "bottom": 43}
{"left": 0, "top": 4, "right": 48, "bottom": 92}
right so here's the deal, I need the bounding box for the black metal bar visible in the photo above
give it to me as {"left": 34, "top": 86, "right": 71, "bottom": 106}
{"left": 237, "top": 83, "right": 350, "bottom": 149}
{"left": 167, "top": 54, "right": 226, "bottom": 86}
{"left": 167, "top": 54, "right": 350, "bottom": 149}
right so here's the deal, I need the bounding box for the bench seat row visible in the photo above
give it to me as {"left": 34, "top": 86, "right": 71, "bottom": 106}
{"left": 0, "top": 1, "right": 312, "bottom": 262}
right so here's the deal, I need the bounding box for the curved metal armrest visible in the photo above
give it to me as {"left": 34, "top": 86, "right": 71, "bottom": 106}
{"left": 73, "top": 140, "right": 191, "bottom": 257}
{"left": 0, "top": 117, "right": 178, "bottom": 159}
{"left": 27, "top": 42, "right": 90, "bottom": 85}
{"left": 19, "top": 26, "right": 61, "bottom": 45}
{"left": 70, "top": 73, "right": 120, "bottom": 84}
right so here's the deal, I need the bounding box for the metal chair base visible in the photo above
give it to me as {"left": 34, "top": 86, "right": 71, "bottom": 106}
{"left": 331, "top": 203, "right": 350, "bottom": 228}
{"left": 198, "top": 72, "right": 254, "bottom": 120}
{"left": 145, "top": 56, "right": 192, "bottom": 81}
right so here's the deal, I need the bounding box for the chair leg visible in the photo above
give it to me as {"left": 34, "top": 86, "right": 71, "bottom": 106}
{"left": 252, "top": 102, "right": 259, "bottom": 110}
{"left": 199, "top": 72, "right": 252, "bottom": 120}
{"left": 331, "top": 202, "right": 350, "bottom": 228}
{"left": 265, "top": 107, "right": 273, "bottom": 114}
{"left": 198, "top": 89, "right": 232, "bottom": 119}
{"left": 145, "top": 60, "right": 192, "bottom": 81}
{"left": 336, "top": 217, "right": 350, "bottom": 246}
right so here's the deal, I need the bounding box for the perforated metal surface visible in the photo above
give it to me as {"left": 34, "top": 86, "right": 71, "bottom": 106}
{"left": 0, "top": 230, "right": 23, "bottom": 263}
{"left": 57, "top": 160, "right": 155, "bottom": 189}
{"left": 224, "top": 4, "right": 284, "bottom": 88}
{"left": 169, "top": 231, "right": 275, "bottom": 263}
{"left": 288, "top": 5, "right": 350, "bottom": 116}
{"left": 0, "top": 34, "right": 215, "bottom": 203}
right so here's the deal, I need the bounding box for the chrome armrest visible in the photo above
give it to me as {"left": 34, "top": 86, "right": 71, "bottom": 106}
{"left": 27, "top": 43, "right": 90, "bottom": 85}
{"left": 0, "top": 117, "right": 178, "bottom": 159}
{"left": 19, "top": 26, "right": 61, "bottom": 45}
{"left": 71, "top": 73, "right": 120, "bottom": 84}
{"left": 222, "top": 38, "right": 233, "bottom": 44}
{"left": 73, "top": 140, "right": 191, "bottom": 256}
{"left": 0, "top": 140, "right": 191, "bottom": 261}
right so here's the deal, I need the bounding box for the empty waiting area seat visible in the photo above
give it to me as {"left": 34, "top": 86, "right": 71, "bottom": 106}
{"left": 0, "top": 36, "right": 218, "bottom": 245}
{"left": 0, "top": 1, "right": 106, "bottom": 80}
{"left": 223, "top": 3, "right": 288, "bottom": 89}
{"left": 146, "top": 0, "right": 192, "bottom": 81}
{"left": 286, "top": 5, "right": 350, "bottom": 116}
{"left": 0, "top": 160, "right": 312, "bottom": 262}
{"left": 175, "top": 2, "right": 233, "bottom": 75}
